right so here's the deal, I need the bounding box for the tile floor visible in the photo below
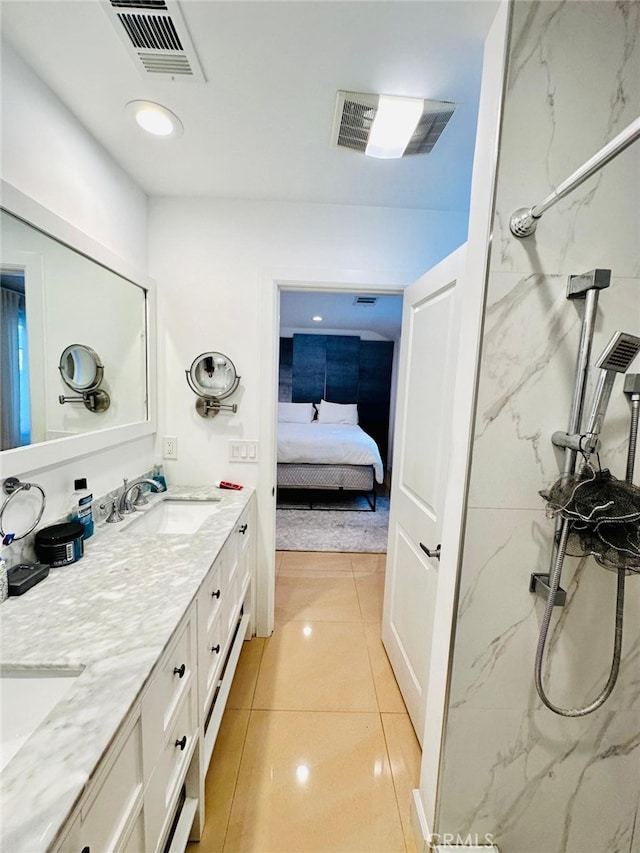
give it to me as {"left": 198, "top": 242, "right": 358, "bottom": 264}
{"left": 188, "top": 550, "right": 421, "bottom": 853}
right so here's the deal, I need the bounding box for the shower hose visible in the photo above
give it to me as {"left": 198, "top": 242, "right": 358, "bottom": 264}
{"left": 534, "top": 517, "right": 625, "bottom": 717}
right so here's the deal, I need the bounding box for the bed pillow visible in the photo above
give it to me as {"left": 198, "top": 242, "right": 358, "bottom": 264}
{"left": 278, "top": 402, "right": 316, "bottom": 423}
{"left": 316, "top": 399, "right": 358, "bottom": 425}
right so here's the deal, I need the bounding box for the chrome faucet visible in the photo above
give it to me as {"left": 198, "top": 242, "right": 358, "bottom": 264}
{"left": 119, "top": 478, "right": 165, "bottom": 515}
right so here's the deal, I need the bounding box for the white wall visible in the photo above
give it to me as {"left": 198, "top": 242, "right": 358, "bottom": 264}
{"left": 437, "top": 3, "right": 640, "bottom": 851}
{"left": 0, "top": 42, "right": 153, "bottom": 538}
{"left": 1, "top": 42, "right": 148, "bottom": 269}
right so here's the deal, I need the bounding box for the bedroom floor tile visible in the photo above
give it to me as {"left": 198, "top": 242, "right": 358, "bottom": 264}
{"left": 223, "top": 710, "right": 406, "bottom": 853}
{"left": 253, "top": 620, "right": 378, "bottom": 712}
{"left": 275, "top": 573, "right": 362, "bottom": 623}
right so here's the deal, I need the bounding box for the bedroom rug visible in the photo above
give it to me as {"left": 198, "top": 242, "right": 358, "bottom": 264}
{"left": 276, "top": 497, "right": 390, "bottom": 553}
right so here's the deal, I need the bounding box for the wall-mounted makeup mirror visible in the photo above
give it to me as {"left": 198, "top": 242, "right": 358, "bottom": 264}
{"left": 185, "top": 352, "right": 240, "bottom": 418}
{"left": 0, "top": 206, "right": 149, "bottom": 451}
{"left": 58, "top": 344, "right": 111, "bottom": 413}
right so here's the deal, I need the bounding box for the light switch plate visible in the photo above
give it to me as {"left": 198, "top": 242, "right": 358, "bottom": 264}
{"left": 228, "top": 440, "right": 259, "bottom": 462}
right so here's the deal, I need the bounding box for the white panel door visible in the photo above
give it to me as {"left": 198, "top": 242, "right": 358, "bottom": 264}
{"left": 382, "top": 245, "right": 465, "bottom": 742}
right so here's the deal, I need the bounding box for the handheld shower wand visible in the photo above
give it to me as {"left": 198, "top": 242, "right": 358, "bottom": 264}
{"left": 582, "top": 332, "right": 640, "bottom": 451}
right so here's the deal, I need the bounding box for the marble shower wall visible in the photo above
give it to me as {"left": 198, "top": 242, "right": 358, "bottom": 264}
{"left": 437, "top": 3, "right": 640, "bottom": 852}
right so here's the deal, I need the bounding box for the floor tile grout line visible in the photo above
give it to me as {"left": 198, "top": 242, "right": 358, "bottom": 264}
{"left": 380, "top": 710, "right": 412, "bottom": 853}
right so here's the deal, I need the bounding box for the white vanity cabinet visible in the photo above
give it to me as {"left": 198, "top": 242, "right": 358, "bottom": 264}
{"left": 48, "top": 493, "right": 256, "bottom": 853}
{"left": 196, "top": 500, "right": 255, "bottom": 778}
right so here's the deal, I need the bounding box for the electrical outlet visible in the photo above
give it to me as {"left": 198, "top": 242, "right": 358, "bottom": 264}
{"left": 163, "top": 435, "right": 178, "bottom": 459}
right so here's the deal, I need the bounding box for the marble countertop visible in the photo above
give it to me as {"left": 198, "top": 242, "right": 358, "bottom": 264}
{"left": 0, "top": 484, "right": 254, "bottom": 852}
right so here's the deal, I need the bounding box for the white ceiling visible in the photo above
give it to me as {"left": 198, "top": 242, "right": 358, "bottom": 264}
{"left": 0, "top": 0, "right": 498, "bottom": 210}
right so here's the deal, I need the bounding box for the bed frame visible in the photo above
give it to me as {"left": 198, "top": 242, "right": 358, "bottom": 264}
{"left": 276, "top": 463, "right": 377, "bottom": 511}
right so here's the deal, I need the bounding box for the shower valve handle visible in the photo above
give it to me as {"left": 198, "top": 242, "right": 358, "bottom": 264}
{"left": 420, "top": 542, "right": 441, "bottom": 561}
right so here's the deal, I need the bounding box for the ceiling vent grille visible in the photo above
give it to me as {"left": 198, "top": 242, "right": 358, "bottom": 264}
{"left": 102, "top": 0, "right": 205, "bottom": 81}
{"left": 353, "top": 296, "right": 379, "bottom": 306}
{"left": 332, "top": 91, "right": 455, "bottom": 156}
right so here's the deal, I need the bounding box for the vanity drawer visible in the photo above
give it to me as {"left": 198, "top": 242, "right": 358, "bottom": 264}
{"left": 142, "top": 617, "right": 195, "bottom": 775}
{"left": 198, "top": 559, "right": 223, "bottom": 635}
{"left": 58, "top": 714, "right": 144, "bottom": 853}
{"left": 199, "top": 614, "right": 225, "bottom": 718}
{"left": 144, "top": 688, "right": 197, "bottom": 853}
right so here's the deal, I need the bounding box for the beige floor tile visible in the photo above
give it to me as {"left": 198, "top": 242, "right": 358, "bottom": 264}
{"left": 351, "top": 553, "right": 387, "bottom": 574}
{"left": 382, "top": 713, "right": 422, "bottom": 853}
{"left": 188, "top": 709, "right": 250, "bottom": 853}
{"left": 354, "top": 571, "right": 385, "bottom": 622}
{"left": 253, "top": 621, "right": 378, "bottom": 712}
{"left": 224, "top": 710, "right": 406, "bottom": 853}
{"left": 279, "top": 551, "right": 354, "bottom": 574}
{"left": 276, "top": 572, "right": 362, "bottom": 624}
{"left": 227, "top": 637, "right": 266, "bottom": 710}
{"left": 363, "top": 622, "right": 408, "bottom": 713}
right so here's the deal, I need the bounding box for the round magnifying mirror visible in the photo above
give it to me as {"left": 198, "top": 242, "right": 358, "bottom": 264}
{"left": 188, "top": 352, "right": 239, "bottom": 400}
{"left": 59, "top": 344, "right": 104, "bottom": 392}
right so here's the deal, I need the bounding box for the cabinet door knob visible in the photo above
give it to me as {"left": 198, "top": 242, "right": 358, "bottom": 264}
{"left": 175, "top": 735, "right": 187, "bottom": 751}
{"left": 419, "top": 542, "right": 441, "bottom": 560}
{"left": 173, "top": 663, "right": 186, "bottom": 679}
{"left": 239, "top": 523, "right": 247, "bottom": 534}
{"left": 211, "top": 588, "right": 221, "bottom": 599}
{"left": 211, "top": 644, "right": 221, "bottom": 654}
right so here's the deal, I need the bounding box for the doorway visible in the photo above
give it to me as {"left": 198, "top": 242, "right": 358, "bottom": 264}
{"left": 275, "top": 287, "right": 402, "bottom": 552}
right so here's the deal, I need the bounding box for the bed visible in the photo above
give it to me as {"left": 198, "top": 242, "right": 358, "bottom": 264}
{"left": 277, "top": 401, "right": 384, "bottom": 510}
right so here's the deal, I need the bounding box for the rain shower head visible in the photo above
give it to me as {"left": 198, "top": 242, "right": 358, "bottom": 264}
{"left": 584, "top": 331, "right": 640, "bottom": 440}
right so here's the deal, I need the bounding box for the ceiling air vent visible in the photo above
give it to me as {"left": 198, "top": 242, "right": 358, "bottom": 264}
{"left": 331, "top": 91, "right": 455, "bottom": 157}
{"left": 353, "top": 296, "right": 379, "bottom": 306}
{"left": 102, "top": 0, "right": 205, "bottom": 82}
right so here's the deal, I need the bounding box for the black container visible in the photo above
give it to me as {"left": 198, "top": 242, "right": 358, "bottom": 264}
{"left": 35, "top": 521, "right": 84, "bottom": 567}
{"left": 7, "top": 563, "right": 50, "bottom": 595}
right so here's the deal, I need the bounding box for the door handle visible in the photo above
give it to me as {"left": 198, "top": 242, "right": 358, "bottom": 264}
{"left": 420, "top": 542, "right": 441, "bottom": 560}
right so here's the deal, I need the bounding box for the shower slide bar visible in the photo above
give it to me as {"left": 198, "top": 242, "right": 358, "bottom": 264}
{"left": 510, "top": 115, "right": 640, "bottom": 238}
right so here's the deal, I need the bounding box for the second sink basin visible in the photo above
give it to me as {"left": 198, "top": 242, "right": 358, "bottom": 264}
{"left": 124, "top": 499, "right": 222, "bottom": 535}
{"left": 1, "top": 668, "right": 83, "bottom": 773}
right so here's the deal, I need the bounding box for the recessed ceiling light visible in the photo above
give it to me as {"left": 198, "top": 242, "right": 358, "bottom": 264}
{"left": 125, "top": 100, "right": 184, "bottom": 138}
{"left": 312, "top": 315, "right": 323, "bottom": 322}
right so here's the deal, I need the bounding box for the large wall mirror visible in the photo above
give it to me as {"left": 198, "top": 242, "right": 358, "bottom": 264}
{"left": 0, "top": 182, "right": 155, "bottom": 470}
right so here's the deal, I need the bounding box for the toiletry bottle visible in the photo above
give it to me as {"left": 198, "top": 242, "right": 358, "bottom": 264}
{"left": 152, "top": 459, "right": 167, "bottom": 490}
{"left": 71, "top": 478, "right": 94, "bottom": 539}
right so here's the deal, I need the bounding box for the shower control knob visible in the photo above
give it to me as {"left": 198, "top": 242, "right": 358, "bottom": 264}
{"left": 420, "top": 542, "right": 441, "bottom": 561}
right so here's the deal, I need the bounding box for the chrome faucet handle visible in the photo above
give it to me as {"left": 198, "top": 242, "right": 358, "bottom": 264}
{"left": 120, "top": 485, "right": 139, "bottom": 514}
{"left": 103, "top": 500, "right": 124, "bottom": 524}
{"left": 133, "top": 486, "right": 149, "bottom": 507}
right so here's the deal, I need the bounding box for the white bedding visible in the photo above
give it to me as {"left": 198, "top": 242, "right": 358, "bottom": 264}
{"left": 277, "top": 422, "right": 384, "bottom": 484}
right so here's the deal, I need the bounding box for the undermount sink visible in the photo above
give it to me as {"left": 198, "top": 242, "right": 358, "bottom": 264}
{"left": 1, "top": 668, "right": 83, "bottom": 773}
{"left": 123, "top": 499, "right": 222, "bottom": 535}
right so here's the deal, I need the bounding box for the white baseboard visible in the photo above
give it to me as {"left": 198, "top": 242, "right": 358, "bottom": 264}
{"left": 410, "top": 789, "right": 500, "bottom": 852}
